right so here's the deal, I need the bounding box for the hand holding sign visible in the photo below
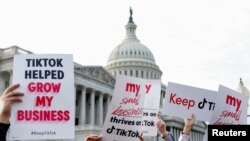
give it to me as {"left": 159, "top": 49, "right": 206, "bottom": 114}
{"left": 156, "top": 113, "right": 167, "bottom": 135}
{"left": 138, "top": 133, "right": 144, "bottom": 141}
{"left": 156, "top": 113, "right": 171, "bottom": 139}
{"left": 183, "top": 113, "right": 196, "bottom": 135}
{"left": 0, "top": 84, "right": 24, "bottom": 124}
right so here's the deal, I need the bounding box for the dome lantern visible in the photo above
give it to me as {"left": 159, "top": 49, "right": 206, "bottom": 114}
{"left": 237, "top": 78, "right": 250, "bottom": 97}
{"left": 125, "top": 7, "right": 139, "bottom": 41}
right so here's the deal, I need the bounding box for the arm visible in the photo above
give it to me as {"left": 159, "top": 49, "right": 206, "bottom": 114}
{"left": 178, "top": 134, "right": 190, "bottom": 141}
{"left": 0, "top": 123, "right": 10, "bottom": 141}
{"left": 0, "top": 84, "right": 24, "bottom": 141}
{"left": 178, "top": 113, "right": 196, "bottom": 141}
{"left": 156, "top": 114, "right": 174, "bottom": 141}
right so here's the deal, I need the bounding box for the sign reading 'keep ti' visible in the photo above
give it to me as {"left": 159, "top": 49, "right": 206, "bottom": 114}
{"left": 163, "top": 82, "right": 217, "bottom": 121}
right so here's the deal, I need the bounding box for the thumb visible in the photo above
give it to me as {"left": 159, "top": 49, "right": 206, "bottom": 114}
{"left": 157, "top": 112, "right": 160, "bottom": 119}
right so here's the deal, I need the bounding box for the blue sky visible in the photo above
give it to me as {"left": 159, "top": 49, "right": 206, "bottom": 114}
{"left": 0, "top": 0, "right": 250, "bottom": 92}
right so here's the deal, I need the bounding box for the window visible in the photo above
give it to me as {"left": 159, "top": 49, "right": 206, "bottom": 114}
{"left": 5, "top": 81, "right": 9, "bottom": 89}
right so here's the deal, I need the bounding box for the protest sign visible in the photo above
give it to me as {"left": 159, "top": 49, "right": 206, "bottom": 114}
{"left": 10, "top": 54, "right": 75, "bottom": 140}
{"left": 203, "top": 85, "right": 249, "bottom": 141}
{"left": 162, "top": 82, "right": 217, "bottom": 121}
{"left": 101, "top": 75, "right": 161, "bottom": 141}
{"left": 141, "top": 78, "right": 161, "bottom": 136}
{"left": 210, "top": 85, "right": 248, "bottom": 125}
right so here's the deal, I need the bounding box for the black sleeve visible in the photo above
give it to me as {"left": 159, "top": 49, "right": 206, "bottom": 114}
{"left": 0, "top": 123, "right": 10, "bottom": 141}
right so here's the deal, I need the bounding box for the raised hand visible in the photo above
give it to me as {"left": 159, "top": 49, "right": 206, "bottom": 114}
{"left": 0, "top": 84, "right": 24, "bottom": 123}
{"left": 183, "top": 113, "right": 196, "bottom": 135}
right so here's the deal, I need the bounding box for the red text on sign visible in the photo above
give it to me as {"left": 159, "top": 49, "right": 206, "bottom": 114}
{"left": 28, "top": 82, "right": 61, "bottom": 93}
{"left": 125, "top": 83, "right": 140, "bottom": 96}
{"left": 169, "top": 93, "right": 195, "bottom": 109}
{"left": 36, "top": 96, "right": 53, "bottom": 107}
{"left": 226, "top": 95, "right": 241, "bottom": 112}
{"left": 17, "top": 110, "right": 70, "bottom": 121}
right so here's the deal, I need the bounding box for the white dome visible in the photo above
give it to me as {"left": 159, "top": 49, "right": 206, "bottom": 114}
{"left": 107, "top": 38, "right": 155, "bottom": 63}
{"left": 107, "top": 14, "right": 156, "bottom": 65}
{"left": 105, "top": 8, "right": 162, "bottom": 79}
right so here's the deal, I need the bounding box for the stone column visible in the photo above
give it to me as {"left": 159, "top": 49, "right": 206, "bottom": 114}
{"left": 160, "top": 91, "right": 163, "bottom": 107}
{"left": 79, "top": 87, "right": 86, "bottom": 125}
{"left": 90, "top": 90, "right": 95, "bottom": 125}
{"left": 108, "top": 95, "right": 111, "bottom": 106}
{"left": 9, "top": 70, "right": 13, "bottom": 85}
{"left": 74, "top": 85, "right": 78, "bottom": 121}
{"left": 99, "top": 94, "right": 103, "bottom": 125}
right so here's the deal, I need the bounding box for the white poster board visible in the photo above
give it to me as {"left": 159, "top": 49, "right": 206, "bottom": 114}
{"left": 210, "top": 85, "right": 248, "bottom": 125}
{"left": 203, "top": 85, "right": 249, "bottom": 141}
{"left": 142, "top": 78, "right": 161, "bottom": 136}
{"left": 10, "top": 54, "right": 75, "bottom": 140}
{"left": 101, "top": 75, "right": 161, "bottom": 141}
{"left": 162, "top": 82, "right": 217, "bottom": 121}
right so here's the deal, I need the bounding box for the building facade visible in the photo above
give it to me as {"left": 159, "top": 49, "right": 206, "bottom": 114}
{"left": 237, "top": 78, "right": 250, "bottom": 124}
{"left": 104, "top": 9, "right": 206, "bottom": 141}
{"left": 0, "top": 9, "right": 207, "bottom": 141}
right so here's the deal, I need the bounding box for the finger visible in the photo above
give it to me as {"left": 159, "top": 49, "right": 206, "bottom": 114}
{"left": 96, "top": 136, "right": 102, "bottom": 140}
{"left": 98, "top": 134, "right": 103, "bottom": 138}
{"left": 7, "top": 97, "right": 23, "bottom": 104}
{"left": 157, "top": 112, "right": 160, "bottom": 119}
{"left": 4, "top": 84, "right": 20, "bottom": 94}
{"left": 5, "top": 92, "right": 24, "bottom": 98}
{"left": 186, "top": 113, "right": 194, "bottom": 120}
{"left": 187, "top": 113, "right": 194, "bottom": 120}
{"left": 138, "top": 133, "right": 143, "bottom": 139}
{"left": 140, "top": 132, "right": 143, "bottom": 136}
{"left": 192, "top": 113, "right": 196, "bottom": 122}
{"left": 156, "top": 120, "right": 161, "bottom": 128}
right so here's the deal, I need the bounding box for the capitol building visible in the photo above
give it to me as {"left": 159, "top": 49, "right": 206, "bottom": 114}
{"left": 1, "top": 9, "right": 209, "bottom": 141}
